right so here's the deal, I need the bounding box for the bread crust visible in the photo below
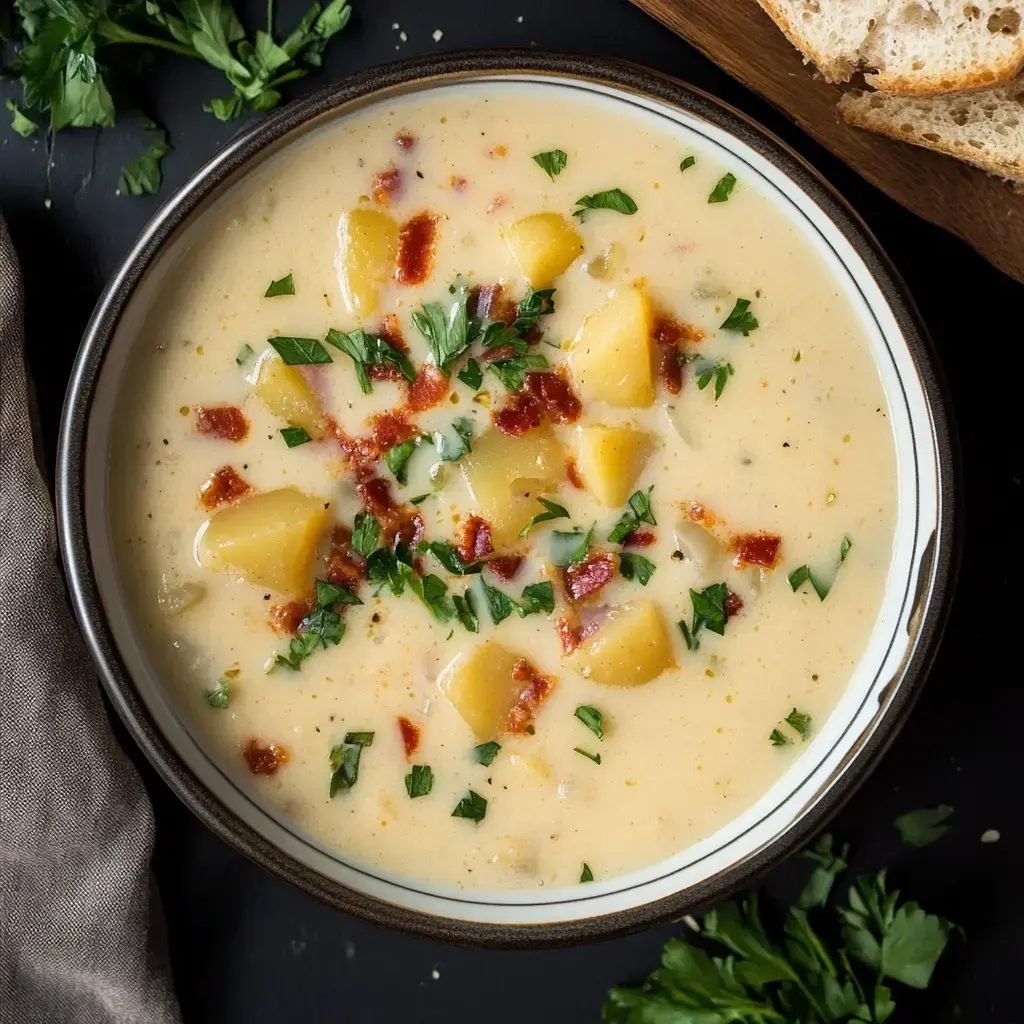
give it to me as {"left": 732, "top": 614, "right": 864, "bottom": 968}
{"left": 754, "top": 0, "right": 860, "bottom": 82}
{"left": 866, "top": 43, "right": 1024, "bottom": 95}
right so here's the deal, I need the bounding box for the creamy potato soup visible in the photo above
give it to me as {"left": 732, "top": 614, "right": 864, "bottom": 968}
{"left": 109, "top": 86, "right": 896, "bottom": 891}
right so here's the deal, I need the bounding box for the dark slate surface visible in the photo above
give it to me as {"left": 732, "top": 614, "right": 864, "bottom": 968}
{"left": 3, "top": 1, "right": 1021, "bottom": 1020}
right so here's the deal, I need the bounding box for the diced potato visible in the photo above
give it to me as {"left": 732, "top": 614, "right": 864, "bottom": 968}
{"left": 197, "top": 487, "right": 329, "bottom": 595}
{"left": 461, "top": 428, "right": 564, "bottom": 546}
{"left": 673, "top": 520, "right": 724, "bottom": 579}
{"left": 439, "top": 641, "right": 525, "bottom": 738}
{"left": 505, "top": 212, "right": 584, "bottom": 288}
{"left": 569, "top": 286, "right": 654, "bottom": 407}
{"left": 575, "top": 425, "right": 653, "bottom": 507}
{"left": 248, "top": 349, "right": 328, "bottom": 439}
{"left": 575, "top": 601, "right": 673, "bottom": 686}
{"left": 336, "top": 208, "right": 399, "bottom": 318}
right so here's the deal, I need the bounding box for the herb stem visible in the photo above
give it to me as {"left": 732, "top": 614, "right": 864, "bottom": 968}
{"left": 97, "top": 22, "right": 199, "bottom": 59}
{"left": 267, "top": 0, "right": 275, "bottom": 32}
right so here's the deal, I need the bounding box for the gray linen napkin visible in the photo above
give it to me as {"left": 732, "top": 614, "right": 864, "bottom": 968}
{"left": 0, "top": 217, "right": 181, "bottom": 1024}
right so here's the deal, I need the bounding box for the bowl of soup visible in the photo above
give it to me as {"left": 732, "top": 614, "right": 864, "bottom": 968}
{"left": 57, "top": 51, "right": 955, "bottom": 944}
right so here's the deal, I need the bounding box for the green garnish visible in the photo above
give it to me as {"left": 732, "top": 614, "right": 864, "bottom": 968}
{"left": 678, "top": 582, "right": 729, "bottom": 651}
{"left": 384, "top": 437, "right": 423, "bottom": 485}
{"left": 117, "top": 120, "right": 169, "bottom": 195}
{"left": 769, "top": 728, "right": 790, "bottom": 747}
{"left": 366, "top": 547, "right": 414, "bottom": 596}
{"left": 480, "top": 320, "right": 527, "bottom": 355}
{"left": 789, "top": 536, "right": 853, "bottom": 601}
{"left": 574, "top": 704, "right": 603, "bottom": 740}
{"left": 325, "top": 327, "right": 415, "bottom": 394}
{"left": 280, "top": 426, "right": 312, "bottom": 448}
{"left": 315, "top": 578, "right": 361, "bottom": 607}
{"left": 607, "top": 487, "right": 656, "bottom": 543}
{"left": 679, "top": 155, "right": 696, "bottom": 171}
{"left": 405, "top": 764, "right": 434, "bottom": 798}
{"left": 696, "top": 359, "right": 735, "bottom": 399}
{"left": 329, "top": 740, "right": 363, "bottom": 796}
{"left": 519, "top": 496, "right": 571, "bottom": 538}
{"left": 513, "top": 288, "right": 556, "bottom": 334}
{"left": 572, "top": 188, "right": 637, "bottom": 218}
{"left": 235, "top": 342, "right": 255, "bottom": 366}
{"left": 6, "top": 99, "right": 39, "bottom": 138}
{"left": 413, "top": 286, "right": 473, "bottom": 375}
{"left": 351, "top": 512, "right": 380, "bottom": 558}
{"left": 451, "top": 790, "right": 487, "bottom": 822}
{"left": 550, "top": 524, "right": 595, "bottom": 566}
{"left": 473, "top": 741, "right": 501, "bottom": 766}
{"left": 798, "top": 833, "right": 849, "bottom": 908}
{"left": 423, "top": 541, "right": 484, "bottom": 576}
{"left": 264, "top": 273, "right": 295, "bottom": 297}
{"left": 532, "top": 149, "right": 568, "bottom": 180}
{"left": 489, "top": 353, "right": 549, "bottom": 392}
{"left": 618, "top": 553, "right": 656, "bottom": 586}
{"left": 409, "top": 573, "right": 457, "bottom": 623}
{"left": 785, "top": 707, "right": 812, "bottom": 738}
{"left": 708, "top": 172, "right": 737, "bottom": 203}
{"left": 479, "top": 577, "right": 518, "bottom": 625}
{"left": 453, "top": 591, "right": 480, "bottom": 632}
{"left": 720, "top": 298, "right": 759, "bottom": 335}
{"left": 409, "top": 494, "right": 430, "bottom": 506}
{"left": 434, "top": 417, "right": 473, "bottom": 462}
{"left": 272, "top": 578, "right": 348, "bottom": 671}
{"left": 519, "top": 581, "right": 555, "bottom": 615}
{"left": 204, "top": 680, "right": 229, "bottom": 708}
{"left": 574, "top": 747, "right": 601, "bottom": 764}
{"left": 580, "top": 863, "right": 595, "bottom": 883}
{"left": 343, "top": 731, "right": 374, "bottom": 746}
{"left": 268, "top": 336, "right": 331, "bottom": 365}
{"left": 457, "top": 358, "right": 483, "bottom": 390}
{"left": 895, "top": 806, "right": 955, "bottom": 848}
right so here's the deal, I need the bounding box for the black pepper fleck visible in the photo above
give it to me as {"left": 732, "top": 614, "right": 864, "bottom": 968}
{"left": 782, "top": 442, "right": 790, "bottom": 448}
{"left": 671, "top": 550, "right": 685, "bottom": 561}
{"left": 416, "top": 170, "right": 424, "bottom": 179}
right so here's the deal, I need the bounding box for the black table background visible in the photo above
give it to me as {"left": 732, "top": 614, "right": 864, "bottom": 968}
{"left": 3, "top": 1, "right": 1021, "bottom": 1019}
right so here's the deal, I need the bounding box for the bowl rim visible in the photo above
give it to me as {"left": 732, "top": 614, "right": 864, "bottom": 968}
{"left": 55, "top": 48, "right": 959, "bottom": 948}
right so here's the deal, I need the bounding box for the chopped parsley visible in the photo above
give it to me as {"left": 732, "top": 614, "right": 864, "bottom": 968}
{"left": 329, "top": 740, "right": 364, "bottom": 796}
{"left": 769, "top": 728, "right": 790, "bottom": 747}
{"left": 519, "top": 581, "right": 555, "bottom": 615}
{"left": 532, "top": 149, "right": 568, "bottom": 179}
{"left": 607, "top": 487, "right": 656, "bottom": 543}
{"left": 204, "top": 680, "right": 229, "bottom": 709}
{"left": 574, "top": 747, "right": 601, "bottom": 764}
{"left": 235, "top": 342, "right": 255, "bottom": 366}
{"left": 434, "top": 417, "right": 473, "bottom": 462}
{"left": 6, "top": 99, "right": 39, "bottom": 138}
{"left": 315, "top": 578, "right": 361, "bottom": 607}
{"left": 272, "top": 579, "right": 349, "bottom": 671}
{"left": 679, "top": 155, "right": 696, "bottom": 171}
{"left": 789, "top": 536, "right": 853, "bottom": 601}
{"left": 264, "top": 273, "right": 295, "bottom": 297}
{"left": 519, "top": 496, "right": 571, "bottom": 538}
{"left": 574, "top": 704, "right": 604, "bottom": 740}
{"left": 618, "top": 552, "right": 656, "bottom": 586}
{"left": 696, "top": 359, "right": 735, "bottom": 399}
{"left": 473, "top": 741, "right": 501, "bottom": 766}
{"left": 678, "top": 582, "right": 729, "bottom": 651}
{"left": 409, "top": 494, "right": 430, "bottom": 506}
{"left": 573, "top": 188, "right": 638, "bottom": 218}
{"left": 117, "top": 121, "right": 169, "bottom": 195}
{"left": 550, "top": 523, "right": 595, "bottom": 566}
{"left": 351, "top": 513, "right": 380, "bottom": 558}
{"left": 325, "top": 327, "right": 415, "bottom": 394}
{"left": 409, "top": 573, "right": 457, "bottom": 623}
{"left": 367, "top": 546, "right": 414, "bottom": 597}
{"left": 720, "top": 298, "right": 759, "bottom": 335}
{"left": 785, "top": 708, "right": 812, "bottom": 738}
{"left": 268, "top": 336, "right": 332, "bottom": 365}
{"left": 404, "top": 764, "right": 434, "bottom": 798}
{"left": 413, "top": 285, "right": 473, "bottom": 375}
{"left": 343, "top": 731, "right": 374, "bottom": 746}
{"left": 451, "top": 789, "right": 487, "bottom": 822}
{"left": 280, "top": 426, "right": 312, "bottom": 448}
{"left": 513, "top": 288, "right": 556, "bottom": 334}
{"left": 489, "top": 353, "right": 549, "bottom": 392}
{"left": 453, "top": 590, "right": 480, "bottom": 632}
{"left": 422, "top": 540, "right": 484, "bottom": 576}
{"left": 457, "top": 358, "right": 483, "bottom": 390}
{"left": 479, "top": 577, "right": 519, "bottom": 625}
{"left": 384, "top": 437, "right": 423, "bottom": 485}
{"left": 894, "top": 806, "right": 955, "bottom": 848}
{"left": 708, "top": 172, "right": 737, "bottom": 203}
{"left": 580, "top": 863, "right": 595, "bottom": 883}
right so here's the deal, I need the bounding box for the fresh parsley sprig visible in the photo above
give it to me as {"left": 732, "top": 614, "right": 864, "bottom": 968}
{"left": 325, "top": 327, "right": 415, "bottom": 394}
{"left": 413, "top": 285, "right": 474, "bottom": 376}
{"left": 678, "top": 582, "right": 729, "bottom": 651}
{"left": 789, "top": 536, "right": 853, "bottom": 601}
{"left": 272, "top": 577, "right": 355, "bottom": 672}
{"left": 607, "top": 487, "right": 656, "bottom": 544}
{"left": 573, "top": 188, "right": 637, "bottom": 218}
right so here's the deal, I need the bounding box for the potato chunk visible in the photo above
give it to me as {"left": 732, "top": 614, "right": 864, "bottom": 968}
{"left": 439, "top": 641, "right": 525, "bottom": 738}
{"left": 569, "top": 286, "right": 654, "bottom": 407}
{"left": 336, "top": 208, "right": 399, "bottom": 318}
{"left": 575, "top": 425, "right": 653, "bottom": 507}
{"left": 197, "top": 487, "right": 329, "bottom": 595}
{"left": 575, "top": 601, "right": 673, "bottom": 685}
{"left": 505, "top": 213, "right": 584, "bottom": 288}
{"left": 249, "top": 349, "right": 327, "bottom": 439}
{"left": 461, "top": 428, "right": 564, "bottom": 546}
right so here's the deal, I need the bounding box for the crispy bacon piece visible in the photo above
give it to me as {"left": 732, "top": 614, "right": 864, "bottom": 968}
{"left": 372, "top": 164, "right": 403, "bottom": 206}
{"left": 651, "top": 313, "right": 705, "bottom": 396}
{"left": 195, "top": 405, "right": 248, "bottom": 442}
{"left": 199, "top": 465, "right": 251, "bottom": 510}
{"left": 369, "top": 410, "right": 418, "bottom": 451}
{"left": 397, "top": 716, "right": 421, "bottom": 757}
{"left": 565, "top": 457, "right": 584, "bottom": 490}
{"left": 396, "top": 211, "right": 438, "bottom": 286}
{"left": 624, "top": 528, "right": 656, "bottom": 547}
{"left": 269, "top": 598, "right": 313, "bottom": 635}
{"left": 682, "top": 501, "right": 717, "bottom": 528}
{"left": 405, "top": 365, "right": 449, "bottom": 412}
{"left": 469, "top": 283, "right": 517, "bottom": 325}
{"left": 334, "top": 422, "right": 383, "bottom": 469}
{"left": 486, "top": 194, "right": 507, "bottom": 214}
{"left": 357, "top": 471, "right": 424, "bottom": 548}
{"left": 325, "top": 525, "right": 367, "bottom": 590}
{"left": 486, "top": 555, "right": 524, "bottom": 581}
{"left": 494, "top": 371, "right": 582, "bottom": 437}
{"left": 242, "top": 739, "right": 289, "bottom": 775}
{"left": 562, "top": 553, "right": 617, "bottom": 602}
{"left": 456, "top": 516, "right": 494, "bottom": 563}
{"left": 555, "top": 616, "right": 581, "bottom": 654}
{"left": 368, "top": 314, "right": 411, "bottom": 382}
{"left": 494, "top": 390, "right": 544, "bottom": 437}
{"left": 725, "top": 592, "right": 744, "bottom": 618}
{"left": 395, "top": 130, "right": 417, "bottom": 152}
{"left": 506, "top": 659, "right": 554, "bottom": 734}
{"left": 731, "top": 532, "right": 782, "bottom": 569}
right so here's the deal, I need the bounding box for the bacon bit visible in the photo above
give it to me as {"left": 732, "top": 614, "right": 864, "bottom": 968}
{"left": 479, "top": 343, "right": 520, "bottom": 364}
{"left": 563, "top": 553, "right": 617, "bottom": 602}
{"left": 489, "top": 144, "right": 508, "bottom": 159}
{"left": 397, "top": 716, "right": 421, "bottom": 757}
{"left": 369, "top": 410, "right": 418, "bottom": 451}
{"left": 456, "top": 516, "right": 494, "bottom": 563}
{"left": 494, "top": 390, "right": 544, "bottom": 437}
{"left": 396, "top": 211, "right": 438, "bottom": 286}
{"left": 356, "top": 471, "right": 424, "bottom": 548}
{"left": 242, "top": 739, "right": 289, "bottom": 775}
{"left": 565, "top": 458, "right": 584, "bottom": 490}
{"left": 367, "top": 314, "right": 411, "bottom": 382}
{"left": 682, "top": 501, "right": 717, "bottom": 528}
{"left": 724, "top": 592, "right": 744, "bottom": 618}
{"left": 450, "top": 175, "right": 468, "bottom": 192}
{"left": 624, "top": 528, "right": 657, "bottom": 547}
{"left": 494, "top": 371, "right": 582, "bottom": 438}
{"left": 486, "top": 555, "right": 524, "bottom": 581}
{"left": 405, "top": 364, "right": 449, "bottom": 412}
{"left": 651, "top": 313, "right": 705, "bottom": 396}
{"left": 199, "top": 465, "right": 251, "bottom": 510}
{"left": 554, "top": 612, "right": 605, "bottom": 654}
{"left": 506, "top": 659, "right": 554, "bottom": 734}
{"left": 334, "top": 422, "right": 384, "bottom": 469}
{"left": 731, "top": 532, "right": 782, "bottom": 569}
{"left": 195, "top": 405, "right": 248, "bottom": 442}
{"left": 395, "top": 130, "right": 417, "bottom": 152}
{"left": 469, "top": 283, "right": 517, "bottom": 324}
{"left": 325, "top": 525, "right": 367, "bottom": 590}
{"left": 372, "top": 164, "right": 403, "bottom": 206}
{"left": 269, "top": 598, "right": 313, "bottom": 634}
{"left": 486, "top": 194, "right": 508, "bottom": 214}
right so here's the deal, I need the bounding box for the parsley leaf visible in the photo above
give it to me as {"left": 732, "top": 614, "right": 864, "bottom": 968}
{"left": 679, "top": 155, "right": 696, "bottom": 171}
{"left": 550, "top": 524, "right": 595, "bottom": 566}
{"left": 451, "top": 789, "right": 487, "bottom": 822}
{"left": 580, "top": 863, "right": 595, "bottom": 883}
{"left": 118, "top": 121, "right": 169, "bottom": 196}
{"left": 235, "top": 343, "right": 255, "bottom": 366}
{"left": 789, "top": 536, "right": 853, "bottom": 601}
{"left": 720, "top": 298, "right": 759, "bottom": 335}
{"left": 489, "top": 353, "right": 549, "bottom": 392}
{"left": 433, "top": 417, "right": 473, "bottom": 462}
{"left": 533, "top": 148, "right": 567, "bottom": 179}
{"left": 272, "top": 580, "right": 347, "bottom": 672}
{"left": 457, "top": 358, "right": 483, "bottom": 390}
{"left": 325, "top": 327, "right": 415, "bottom": 394}
{"left": 519, "top": 496, "right": 571, "bottom": 538}
{"left": 894, "top": 806, "right": 955, "bottom": 848}
{"left": 479, "top": 577, "right": 518, "bottom": 625}
{"left": 708, "top": 172, "right": 737, "bottom": 203}
{"left": 513, "top": 288, "right": 556, "bottom": 334}
{"left": 351, "top": 513, "right": 380, "bottom": 558}
{"left": 453, "top": 590, "right": 480, "bottom": 632}
{"left": 409, "top": 573, "right": 456, "bottom": 623}
{"left": 480, "top": 320, "right": 527, "bottom": 355}
{"left": 264, "top": 273, "right": 295, "bottom": 297}
{"left": 678, "top": 582, "right": 729, "bottom": 651}
{"left": 329, "top": 740, "right": 363, "bottom": 796}
{"left": 6, "top": 99, "right": 39, "bottom": 138}
{"left": 785, "top": 707, "right": 812, "bottom": 738}
{"left": 205, "top": 680, "right": 229, "bottom": 708}
{"left": 769, "top": 728, "right": 790, "bottom": 747}
{"left": 268, "top": 336, "right": 332, "bottom": 365}
{"left": 384, "top": 437, "right": 422, "bottom": 485}
{"left": 405, "top": 764, "right": 434, "bottom": 798}
{"left": 519, "top": 581, "right": 555, "bottom": 615}
{"left": 315, "top": 578, "right": 361, "bottom": 607}
{"left": 343, "top": 731, "right": 374, "bottom": 746}
{"left": 798, "top": 833, "right": 849, "bottom": 909}
{"left": 423, "top": 541, "right": 484, "bottom": 576}
{"left": 473, "top": 741, "right": 501, "bottom": 766}
{"left": 574, "top": 705, "right": 603, "bottom": 740}
{"left": 413, "top": 286, "right": 473, "bottom": 375}
{"left": 696, "top": 359, "right": 735, "bottom": 399}
{"left": 280, "top": 426, "right": 311, "bottom": 448}
{"left": 607, "top": 487, "right": 656, "bottom": 543}
{"left": 618, "top": 552, "right": 656, "bottom": 586}
{"left": 573, "top": 188, "right": 637, "bottom": 218}
{"left": 366, "top": 547, "right": 414, "bottom": 596}
{"left": 574, "top": 747, "right": 601, "bottom": 764}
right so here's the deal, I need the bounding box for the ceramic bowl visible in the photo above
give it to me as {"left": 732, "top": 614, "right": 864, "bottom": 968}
{"left": 56, "top": 50, "right": 957, "bottom": 947}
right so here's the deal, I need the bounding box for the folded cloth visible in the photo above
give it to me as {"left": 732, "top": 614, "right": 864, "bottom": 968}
{"left": 0, "top": 217, "right": 181, "bottom": 1024}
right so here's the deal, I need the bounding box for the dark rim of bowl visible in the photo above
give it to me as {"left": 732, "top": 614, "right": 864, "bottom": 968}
{"left": 56, "top": 48, "right": 959, "bottom": 949}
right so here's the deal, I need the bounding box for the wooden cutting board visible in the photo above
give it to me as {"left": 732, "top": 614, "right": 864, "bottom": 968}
{"left": 631, "top": 0, "right": 1024, "bottom": 284}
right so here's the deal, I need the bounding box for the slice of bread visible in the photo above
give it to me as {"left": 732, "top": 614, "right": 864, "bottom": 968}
{"left": 757, "top": 0, "right": 1024, "bottom": 94}
{"left": 839, "top": 81, "right": 1024, "bottom": 182}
